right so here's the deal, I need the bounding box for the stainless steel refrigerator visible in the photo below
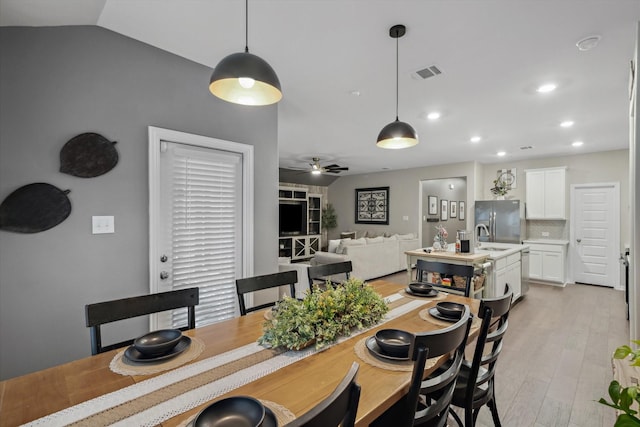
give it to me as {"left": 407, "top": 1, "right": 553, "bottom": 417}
{"left": 474, "top": 200, "right": 524, "bottom": 244}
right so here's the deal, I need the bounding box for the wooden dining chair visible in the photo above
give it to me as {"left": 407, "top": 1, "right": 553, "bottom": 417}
{"left": 371, "top": 307, "right": 473, "bottom": 427}
{"left": 283, "top": 362, "right": 361, "bottom": 427}
{"left": 236, "top": 270, "right": 298, "bottom": 315}
{"left": 307, "top": 261, "right": 352, "bottom": 287}
{"left": 448, "top": 285, "right": 513, "bottom": 427}
{"left": 415, "top": 260, "right": 475, "bottom": 297}
{"left": 85, "top": 287, "right": 199, "bottom": 355}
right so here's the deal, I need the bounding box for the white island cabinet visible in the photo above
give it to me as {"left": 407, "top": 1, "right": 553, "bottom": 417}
{"left": 475, "top": 243, "right": 526, "bottom": 303}
{"left": 523, "top": 239, "right": 568, "bottom": 285}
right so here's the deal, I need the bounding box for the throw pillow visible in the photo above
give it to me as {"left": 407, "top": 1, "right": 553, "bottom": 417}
{"left": 365, "top": 236, "right": 384, "bottom": 244}
{"left": 337, "top": 238, "right": 366, "bottom": 254}
{"left": 328, "top": 239, "right": 342, "bottom": 253}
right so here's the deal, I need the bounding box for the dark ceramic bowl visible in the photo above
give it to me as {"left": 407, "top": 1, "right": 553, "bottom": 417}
{"left": 436, "top": 302, "right": 465, "bottom": 319}
{"left": 408, "top": 282, "right": 434, "bottom": 294}
{"left": 193, "top": 396, "right": 265, "bottom": 427}
{"left": 133, "top": 329, "right": 182, "bottom": 357}
{"left": 375, "top": 329, "right": 413, "bottom": 357}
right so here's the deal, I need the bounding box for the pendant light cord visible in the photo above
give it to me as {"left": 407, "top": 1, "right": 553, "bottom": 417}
{"left": 395, "top": 33, "right": 399, "bottom": 121}
{"left": 244, "top": 0, "right": 249, "bottom": 53}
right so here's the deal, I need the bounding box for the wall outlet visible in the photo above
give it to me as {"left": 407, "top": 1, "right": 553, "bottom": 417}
{"left": 402, "top": 215, "right": 409, "bottom": 221}
{"left": 92, "top": 216, "right": 115, "bottom": 234}
{"left": 541, "top": 231, "right": 550, "bottom": 237}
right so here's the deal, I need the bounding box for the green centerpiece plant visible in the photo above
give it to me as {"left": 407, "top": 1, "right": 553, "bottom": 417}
{"left": 599, "top": 341, "right": 640, "bottom": 426}
{"left": 258, "top": 277, "right": 389, "bottom": 350}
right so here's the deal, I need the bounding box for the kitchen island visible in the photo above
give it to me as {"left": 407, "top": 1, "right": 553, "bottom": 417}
{"left": 405, "top": 248, "right": 489, "bottom": 298}
{"left": 475, "top": 242, "right": 529, "bottom": 301}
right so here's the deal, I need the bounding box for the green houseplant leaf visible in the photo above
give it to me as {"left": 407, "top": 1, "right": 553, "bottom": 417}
{"left": 600, "top": 344, "right": 640, "bottom": 426}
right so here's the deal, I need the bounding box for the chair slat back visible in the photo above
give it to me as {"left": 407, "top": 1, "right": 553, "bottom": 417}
{"left": 283, "top": 362, "right": 361, "bottom": 427}
{"left": 236, "top": 270, "right": 298, "bottom": 315}
{"left": 402, "top": 306, "right": 473, "bottom": 427}
{"left": 415, "top": 260, "right": 474, "bottom": 296}
{"left": 85, "top": 287, "right": 199, "bottom": 355}
{"left": 307, "top": 261, "right": 352, "bottom": 286}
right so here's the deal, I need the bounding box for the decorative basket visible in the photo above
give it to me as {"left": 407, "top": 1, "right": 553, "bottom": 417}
{"left": 473, "top": 274, "right": 486, "bottom": 290}
{"left": 453, "top": 275, "right": 467, "bottom": 288}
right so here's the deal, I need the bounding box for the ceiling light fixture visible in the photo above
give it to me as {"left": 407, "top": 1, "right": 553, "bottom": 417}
{"left": 208, "top": 0, "right": 282, "bottom": 106}
{"left": 572, "top": 141, "right": 584, "bottom": 147}
{"left": 497, "top": 151, "right": 506, "bottom": 157}
{"left": 576, "top": 35, "right": 601, "bottom": 51}
{"left": 427, "top": 112, "right": 441, "bottom": 120}
{"left": 470, "top": 136, "right": 482, "bottom": 143}
{"left": 536, "top": 83, "right": 557, "bottom": 93}
{"left": 376, "top": 24, "right": 418, "bottom": 149}
{"left": 560, "top": 120, "right": 574, "bottom": 128}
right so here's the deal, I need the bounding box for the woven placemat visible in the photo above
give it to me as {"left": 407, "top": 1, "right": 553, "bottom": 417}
{"left": 354, "top": 336, "right": 439, "bottom": 372}
{"left": 176, "top": 399, "right": 296, "bottom": 427}
{"left": 399, "top": 289, "right": 447, "bottom": 301}
{"left": 110, "top": 337, "right": 205, "bottom": 376}
{"left": 418, "top": 306, "right": 481, "bottom": 329}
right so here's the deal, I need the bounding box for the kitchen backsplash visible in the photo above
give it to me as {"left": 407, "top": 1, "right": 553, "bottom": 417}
{"left": 526, "top": 220, "right": 568, "bottom": 240}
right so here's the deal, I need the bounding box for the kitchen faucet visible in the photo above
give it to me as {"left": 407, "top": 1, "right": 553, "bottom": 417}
{"left": 475, "top": 224, "right": 489, "bottom": 247}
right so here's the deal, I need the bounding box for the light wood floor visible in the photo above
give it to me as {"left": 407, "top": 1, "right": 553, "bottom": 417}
{"left": 381, "top": 271, "right": 629, "bottom": 426}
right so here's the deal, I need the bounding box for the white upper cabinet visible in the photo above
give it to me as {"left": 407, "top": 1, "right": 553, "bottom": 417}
{"left": 525, "top": 167, "right": 567, "bottom": 219}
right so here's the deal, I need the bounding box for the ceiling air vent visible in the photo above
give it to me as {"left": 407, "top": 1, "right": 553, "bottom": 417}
{"left": 520, "top": 145, "right": 534, "bottom": 150}
{"left": 412, "top": 65, "right": 442, "bottom": 80}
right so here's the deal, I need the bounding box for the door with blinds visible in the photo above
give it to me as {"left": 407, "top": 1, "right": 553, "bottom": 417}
{"left": 148, "top": 127, "right": 254, "bottom": 330}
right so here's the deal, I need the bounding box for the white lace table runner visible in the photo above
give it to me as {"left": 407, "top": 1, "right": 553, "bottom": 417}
{"left": 22, "top": 293, "right": 426, "bottom": 427}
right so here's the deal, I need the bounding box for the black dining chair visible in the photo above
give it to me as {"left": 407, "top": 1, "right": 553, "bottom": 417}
{"left": 448, "top": 285, "right": 513, "bottom": 427}
{"left": 85, "top": 287, "right": 199, "bottom": 355}
{"left": 236, "top": 270, "right": 298, "bottom": 315}
{"left": 415, "top": 260, "right": 475, "bottom": 297}
{"left": 283, "top": 361, "right": 361, "bottom": 427}
{"left": 307, "top": 261, "right": 352, "bottom": 287}
{"left": 371, "top": 306, "right": 473, "bottom": 427}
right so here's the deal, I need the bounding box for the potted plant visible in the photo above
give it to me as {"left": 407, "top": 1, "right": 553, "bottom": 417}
{"left": 259, "top": 277, "right": 389, "bottom": 350}
{"left": 321, "top": 203, "right": 338, "bottom": 249}
{"left": 599, "top": 341, "right": 640, "bottom": 426}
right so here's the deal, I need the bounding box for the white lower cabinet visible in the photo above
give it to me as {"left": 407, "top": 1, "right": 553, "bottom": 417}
{"left": 493, "top": 252, "right": 522, "bottom": 303}
{"left": 523, "top": 240, "right": 567, "bottom": 285}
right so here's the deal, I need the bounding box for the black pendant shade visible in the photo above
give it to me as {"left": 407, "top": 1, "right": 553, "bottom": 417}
{"left": 376, "top": 24, "right": 418, "bottom": 149}
{"left": 209, "top": 0, "right": 282, "bottom": 106}
{"left": 376, "top": 118, "right": 419, "bottom": 149}
{"left": 209, "top": 49, "right": 282, "bottom": 106}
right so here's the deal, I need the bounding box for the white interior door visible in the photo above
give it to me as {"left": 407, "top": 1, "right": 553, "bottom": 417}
{"left": 149, "top": 127, "right": 254, "bottom": 330}
{"left": 570, "top": 183, "right": 620, "bottom": 287}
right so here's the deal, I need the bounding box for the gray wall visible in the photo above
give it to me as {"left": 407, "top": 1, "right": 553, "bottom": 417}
{"left": 328, "top": 162, "right": 479, "bottom": 242}
{"left": 0, "top": 26, "right": 279, "bottom": 380}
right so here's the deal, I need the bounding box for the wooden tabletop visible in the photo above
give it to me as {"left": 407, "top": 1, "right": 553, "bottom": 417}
{"left": 0, "top": 280, "right": 479, "bottom": 427}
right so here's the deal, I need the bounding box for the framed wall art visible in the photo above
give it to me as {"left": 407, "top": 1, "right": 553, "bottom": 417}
{"left": 459, "top": 201, "right": 465, "bottom": 220}
{"left": 428, "top": 195, "right": 438, "bottom": 215}
{"left": 440, "top": 199, "right": 448, "bottom": 221}
{"left": 355, "top": 187, "right": 389, "bottom": 224}
{"left": 450, "top": 201, "right": 457, "bottom": 218}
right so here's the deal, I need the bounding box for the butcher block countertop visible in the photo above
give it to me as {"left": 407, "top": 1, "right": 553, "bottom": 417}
{"left": 404, "top": 248, "right": 489, "bottom": 263}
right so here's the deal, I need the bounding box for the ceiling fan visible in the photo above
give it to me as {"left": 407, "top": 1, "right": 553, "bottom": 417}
{"left": 308, "top": 157, "right": 349, "bottom": 175}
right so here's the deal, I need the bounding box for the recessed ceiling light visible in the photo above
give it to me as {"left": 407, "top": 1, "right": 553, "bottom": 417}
{"left": 427, "top": 112, "right": 441, "bottom": 120}
{"left": 576, "top": 35, "right": 601, "bottom": 51}
{"left": 560, "top": 120, "right": 574, "bottom": 128}
{"left": 572, "top": 141, "right": 584, "bottom": 147}
{"left": 536, "top": 83, "right": 557, "bottom": 93}
{"left": 497, "top": 151, "right": 506, "bottom": 157}
{"left": 349, "top": 90, "right": 361, "bottom": 96}
{"left": 470, "top": 136, "right": 482, "bottom": 143}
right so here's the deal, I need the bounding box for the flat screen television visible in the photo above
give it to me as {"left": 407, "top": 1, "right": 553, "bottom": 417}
{"left": 279, "top": 201, "right": 307, "bottom": 236}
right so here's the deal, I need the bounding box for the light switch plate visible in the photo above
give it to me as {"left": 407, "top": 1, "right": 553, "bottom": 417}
{"left": 92, "top": 216, "right": 115, "bottom": 234}
{"left": 402, "top": 215, "right": 409, "bottom": 221}
{"left": 541, "top": 231, "right": 550, "bottom": 237}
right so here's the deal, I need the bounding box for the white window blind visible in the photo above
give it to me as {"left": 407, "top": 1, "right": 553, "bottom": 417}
{"left": 165, "top": 144, "right": 242, "bottom": 327}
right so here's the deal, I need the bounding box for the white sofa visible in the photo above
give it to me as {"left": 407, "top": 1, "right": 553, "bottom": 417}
{"left": 311, "top": 234, "right": 420, "bottom": 281}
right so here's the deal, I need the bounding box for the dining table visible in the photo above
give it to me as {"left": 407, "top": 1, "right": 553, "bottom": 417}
{"left": 0, "top": 280, "right": 480, "bottom": 427}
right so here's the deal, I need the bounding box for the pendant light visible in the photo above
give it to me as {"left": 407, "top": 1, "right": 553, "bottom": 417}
{"left": 209, "top": 0, "right": 282, "bottom": 106}
{"left": 376, "top": 24, "right": 418, "bottom": 149}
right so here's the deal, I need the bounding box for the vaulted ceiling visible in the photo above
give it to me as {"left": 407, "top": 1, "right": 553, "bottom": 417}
{"left": 2, "top": 0, "right": 638, "bottom": 176}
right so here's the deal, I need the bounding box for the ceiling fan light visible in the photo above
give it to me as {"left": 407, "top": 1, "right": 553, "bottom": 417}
{"left": 376, "top": 119, "right": 419, "bottom": 149}
{"left": 209, "top": 52, "right": 282, "bottom": 106}
{"left": 311, "top": 169, "right": 322, "bottom": 175}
